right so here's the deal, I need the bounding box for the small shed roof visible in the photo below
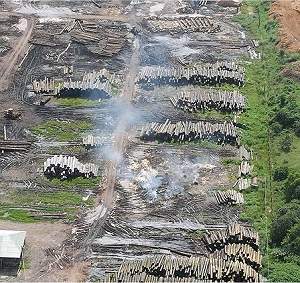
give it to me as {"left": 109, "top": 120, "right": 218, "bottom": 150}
{"left": 0, "top": 230, "right": 26, "bottom": 259}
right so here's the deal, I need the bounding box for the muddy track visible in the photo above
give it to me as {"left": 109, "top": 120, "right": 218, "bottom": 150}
{"left": 0, "top": 16, "right": 35, "bottom": 91}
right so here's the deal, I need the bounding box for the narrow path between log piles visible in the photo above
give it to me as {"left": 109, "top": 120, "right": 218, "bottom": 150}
{"left": 85, "top": 13, "right": 141, "bottom": 243}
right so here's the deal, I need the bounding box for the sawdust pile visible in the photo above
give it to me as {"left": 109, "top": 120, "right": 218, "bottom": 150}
{"left": 270, "top": 0, "right": 300, "bottom": 52}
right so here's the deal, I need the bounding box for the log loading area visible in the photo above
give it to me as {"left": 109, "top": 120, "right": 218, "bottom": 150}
{"left": 0, "top": 0, "right": 268, "bottom": 282}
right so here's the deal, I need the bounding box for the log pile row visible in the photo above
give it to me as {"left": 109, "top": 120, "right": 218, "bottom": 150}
{"left": 170, "top": 89, "right": 245, "bottom": 112}
{"left": 104, "top": 254, "right": 260, "bottom": 282}
{"left": 140, "top": 119, "right": 238, "bottom": 145}
{"left": 202, "top": 223, "right": 259, "bottom": 251}
{"left": 82, "top": 135, "right": 104, "bottom": 149}
{"left": 137, "top": 64, "right": 245, "bottom": 88}
{"left": 145, "top": 16, "right": 220, "bottom": 34}
{"left": 43, "top": 155, "right": 99, "bottom": 180}
{"left": 0, "top": 140, "right": 31, "bottom": 152}
{"left": 233, "top": 178, "right": 251, "bottom": 191}
{"left": 32, "top": 70, "right": 114, "bottom": 99}
{"left": 214, "top": 190, "right": 244, "bottom": 205}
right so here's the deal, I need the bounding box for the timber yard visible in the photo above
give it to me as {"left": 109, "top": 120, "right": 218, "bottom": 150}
{"left": 0, "top": 0, "right": 300, "bottom": 282}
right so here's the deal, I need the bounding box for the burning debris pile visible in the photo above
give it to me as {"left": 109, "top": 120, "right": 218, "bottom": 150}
{"left": 103, "top": 254, "right": 260, "bottom": 282}
{"left": 170, "top": 89, "right": 245, "bottom": 112}
{"left": 214, "top": 189, "right": 244, "bottom": 205}
{"left": 32, "top": 69, "right": 116, "bottom": 99}
{"left": 44, "top": 155, "right": 99, "bottom": 180}
{"left": 137, "top": 63, "right": 245, "bottom": 89}
{"left": 144, "top": 15, "right": 220, "bottom": 34}
{"left": 140, "top": 119, "right": 238, "bottom": 145}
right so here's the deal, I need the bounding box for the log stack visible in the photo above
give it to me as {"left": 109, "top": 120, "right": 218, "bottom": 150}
{"left": 43, "top": 155, "right": 99, "bottom": 180}
{"left": 32, "top": 69, "right": 114, "bottom": 99}
{"left": 140, "top": 119, "right": 238, "bottom": 145}
{"left": 102, "top": 254, "right": 260, "bottom": 282}
{"left": 82, "top": 135, "right": 105, "bottom": 149}
{"left": 137, "top": 63, "right": 245, "bottom": 88}
{"left": 170, "top": 89, "right": 245, "bottom": 112}
{"left": 202, "top": 223, "right": 259, "bottom": 252}
{"left": 145, "top": 15, "right": 220, "bottom": 34}
{"left": 214, "top": 190, "right": 244, "bottom": 205}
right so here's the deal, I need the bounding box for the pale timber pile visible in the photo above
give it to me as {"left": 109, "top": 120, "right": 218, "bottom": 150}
{"left": 214, "top": 190, "right": 244, "bottom": 205}
{"left": 44, "top": 155, "right": 99, "bottom": 180}
{"left": 170, "top": 89, "right": 245, "bottom": 112}
{"left": 82, "top": 135, "right": 105, "bottom": 149}
{"left": 239, "top": 160, "right": 251, "bottom": 177}
{"left": 145, "top": 15, "right": 220, "bottom": 34}
{"left": 102, "top": 254, "right": 260, "bottom": 282}
{"left": 234, "top": 178, "right": 252, "bottom": 191}
{"left": 32, "top": 70, "right": 114, "bottom": 99}
{"left": 240, "top": 145, "right": 252, "bottom": 161}
{"left": 223, "top": 243, "right": 262, "bottom": 270}
{"left": 137, "top": 64, "right": 245, "bottom": 88}
{"left": 140, "top": 119, "right": 238, "bottom": 145}
{"left": 202, "top": 223, "right": 259, "bottom": 252}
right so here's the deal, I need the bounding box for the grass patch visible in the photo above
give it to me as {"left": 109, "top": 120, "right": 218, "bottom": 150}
{"left": 49, "top": 176, "right": 100, "bottom": 189}
{"left": 0, "top": 190, "right": 94, "bottom": 223}
{"left": 31, "top": 119, "right": 92, "bottom": 141}
{"left": 54, "top": 97, "right": 102, "bottom": 107}
{"left": 195, "top": 109, "right": 235, "bottom": 122}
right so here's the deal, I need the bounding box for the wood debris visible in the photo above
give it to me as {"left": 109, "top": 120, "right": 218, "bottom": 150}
{"left": 43, "top": 155, "right": 99, "bottom": 180}
{"left": 170, "top": 89, "right": 245, "bottom": 112}
{"left": 140, "top": 119, "right": 238, "bottom": 145}
{"left": 0, "top": 140, "right": 31, "bottom": 152}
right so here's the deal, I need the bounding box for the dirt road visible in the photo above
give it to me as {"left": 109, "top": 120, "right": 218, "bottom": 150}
{"left": 0, "top": 16, "right": 34, "bottom": 91}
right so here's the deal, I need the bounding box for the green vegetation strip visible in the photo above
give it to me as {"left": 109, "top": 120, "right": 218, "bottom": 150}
{"left": 31, "top": 119, "right": 92, "bottom": 141}
{"left": 55, "top": 98, "right": 102, "bottom": 107}
{"left": 0, "top": 190, "right": 94, "bottom": 223}
{"left": 235, "top": 0, "right": 300, "bottom": 281}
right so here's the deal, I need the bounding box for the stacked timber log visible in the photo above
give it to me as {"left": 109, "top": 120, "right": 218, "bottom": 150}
{"left": 145, "top": 15, "right": 220, "bottom": 34}
{"left": 170, "top": 89, "right": 245, "bottom": 112}
{"left": 224, "top": 243, "right": 262, "bottom": 270}
{"left": 102, "top": 254, "right": 260, "bottom": 282}
{"left": 240, "top": 145, "right": 252, "bottom": 160}
{"left": 0, "top": 140, "right": 31, "bottom": 152}
{"left": 140, "top": 119, "right": 238, "bottom": 145}
{"left": 82, "top": 135, "right": 104, "bottom": 149}
{"left": 214, "top": 189, "right": 244, "bottom": 205}
{"left": 44, "top": 155, "right": 99, "bottom": 180}
{"left": 137, "top": 63, "right": 245, "bottom": 88}
{"left": 202, "top": 223, "right": 259, "bottom": 252}
{"left": 32, "top": 70, "right": 114, "bottom": 99}
{"left": 239, "top": 160, "right": 251, "bottom": 176}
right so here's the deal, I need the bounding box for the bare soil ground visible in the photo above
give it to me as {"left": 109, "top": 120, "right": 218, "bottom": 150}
{"left": 281, "top": 60, "right": 300, "bottom": 82}
{"left": 270, "top": 0, "right": 300, "bottom": 52}
{"left": 0, "top": 221, "right": 69, "bottom": 281}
